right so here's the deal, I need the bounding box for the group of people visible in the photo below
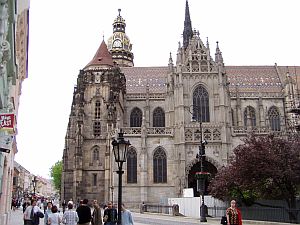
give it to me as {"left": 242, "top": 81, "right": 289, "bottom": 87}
{"left": 23, "top": 197, "right": 133, "bottom": 225}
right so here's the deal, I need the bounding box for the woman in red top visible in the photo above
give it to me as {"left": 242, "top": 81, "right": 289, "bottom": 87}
{"left": 226, "top": 200, "right": 242, "bottom": 225}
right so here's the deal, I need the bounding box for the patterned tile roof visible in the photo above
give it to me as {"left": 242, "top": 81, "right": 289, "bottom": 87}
{"left": 226, "top": 66, "right": 283, "bottom": 93}
{"left": 121, "top": 65, "right": 300, "bottom": 94}
{"left": 121, "top": 67, "right": 168, "bottom": 93}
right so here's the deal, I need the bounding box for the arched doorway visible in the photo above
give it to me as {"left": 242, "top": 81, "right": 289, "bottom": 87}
{"left": 187, "top": 160, "right": 217, "bottom": 197}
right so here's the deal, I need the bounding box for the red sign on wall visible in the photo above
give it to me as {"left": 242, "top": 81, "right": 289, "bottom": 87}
{"left": 0, "top": 113, "right": 15, "bottom": 131}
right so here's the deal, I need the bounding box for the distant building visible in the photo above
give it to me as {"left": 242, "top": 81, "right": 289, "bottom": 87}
{"left": 62, "top": 1, "right": 300, "bottom": 207}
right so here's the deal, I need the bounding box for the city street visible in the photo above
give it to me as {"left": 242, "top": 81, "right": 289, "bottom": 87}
{"left": 8, "top": 207, "right": 290, "bottom": 225}
{"left": 7, "top": 207, "right": 220, "bottom": 225}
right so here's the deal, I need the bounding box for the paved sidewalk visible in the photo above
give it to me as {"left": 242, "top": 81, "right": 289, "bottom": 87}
{"left": 8, "top": 207, "right": 292, "bottom": 225}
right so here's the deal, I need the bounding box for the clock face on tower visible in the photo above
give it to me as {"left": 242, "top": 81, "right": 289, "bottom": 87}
{"left": 113, "top": 39, "right": 122, "bottom": 48}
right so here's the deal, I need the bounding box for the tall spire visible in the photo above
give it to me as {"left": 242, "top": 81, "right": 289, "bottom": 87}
{"left": 183, "top": 0, "right": 193, "bottom": 49}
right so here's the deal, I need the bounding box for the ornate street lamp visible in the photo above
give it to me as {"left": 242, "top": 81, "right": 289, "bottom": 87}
{"left": 190, "top": 105, "right": 208, "bottom": 222}
{"left": 111, "top": 130, "right": 131, "bottom": 225}
{"left": 32, "top": 176, "right": 37, "bottom": 196}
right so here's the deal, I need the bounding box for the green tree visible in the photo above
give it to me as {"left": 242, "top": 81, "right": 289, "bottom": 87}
{"left": 50, "top": 160, "right": 62, "bottom": 192}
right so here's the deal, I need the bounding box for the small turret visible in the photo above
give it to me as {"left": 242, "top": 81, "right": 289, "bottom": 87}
{"left": 215, "top": 41, "right": 224, "bottom": 65}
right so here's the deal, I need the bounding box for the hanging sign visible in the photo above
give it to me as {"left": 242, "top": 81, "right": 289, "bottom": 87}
{"left": 0, "top": 113, "right": 15, "bottom": 131}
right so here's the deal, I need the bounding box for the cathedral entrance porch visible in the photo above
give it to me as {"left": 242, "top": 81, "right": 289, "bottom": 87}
{"left": 187, "top": 161, "right": 217, "bottom": 197}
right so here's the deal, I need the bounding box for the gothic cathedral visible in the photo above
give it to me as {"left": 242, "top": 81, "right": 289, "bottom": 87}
{"left": 62, "top": 1, "right": 300, "bottom": 207}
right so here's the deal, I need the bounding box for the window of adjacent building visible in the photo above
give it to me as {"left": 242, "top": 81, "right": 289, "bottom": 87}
{"left": 268, "top": 106, "right": 281, "bottom": 131}
{"left": 95, "top": 101, "right": 101, "bottom": 119}
{"left": 93, "top": 174, "right": 97, "bottom": 186}
{"left": 153, "top": 147, "right": 167, "bottom": 183}
{"left": 93, "top": 148, "right": 99, "bottom": 161}
{"left": 244, "top": 106, "right": 256, "bottom": 127}
{"left": 130, "top": 107, "right": 142, "bottom": 127}
{"left": 127, "top": 148, "right": 137, "bottom": 183}
{"left": 193, "top": 85, "right": 210, "bottom": 122}
{"left": 153, "top": 107, "right": 165, "bottom": 127}
{"left": 93, "top": 122, "right": 101, "bottom": 136}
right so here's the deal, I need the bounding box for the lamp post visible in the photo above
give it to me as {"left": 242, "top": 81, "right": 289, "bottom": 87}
{"left": 190, "top": 106, "right": 207, "bottom": 222}
{"left": 32, "top": 176, "right": 37, "bottom": 197}
{"left": 111, "top": 130, "right": 131, "bottom": 225}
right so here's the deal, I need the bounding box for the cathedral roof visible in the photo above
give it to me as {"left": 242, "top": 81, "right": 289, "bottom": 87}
{"left": 121, "top": 67, "right": 168, "bottom": 93}
{"left": 226, "top": 66, "right": 283, "bottom": 93}
{"left": 85, "top": 40, "right": 114, "bottom": 69}
{"left": 121, "top": 66, "right": 300, "bottom": 94}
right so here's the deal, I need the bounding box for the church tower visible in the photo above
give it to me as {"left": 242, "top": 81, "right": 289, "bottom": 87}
{"left": 107, "top": 9, "right": 134, "bottom": 67}
{"left": 62, "top": 38, "right": 127, "bottom": 203}
{"left": 165, "top": 0, "right": 232, "bottom": 194}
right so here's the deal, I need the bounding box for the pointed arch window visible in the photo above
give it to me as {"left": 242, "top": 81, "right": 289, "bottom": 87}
{"left": 127, "top": 148, "right": 137, "bottom": 183}
{"left": 268, "top": 106, "right": 281, "bottom": 131}
{"left": 95, "top": 101, "right": 101, "bottom": 119}
{"left": 244, "top": 106, "right": 256, "bottom": 127}
{"left": 153, "top": 147, "right": 167, "bottom": 183}
{"left": 153, "top": 107, "right": 165, "bottom": 127}
{"left": 130, "top": 107, "right": 142, "bottom": 127}
{"left": 93, "top": 148, "right": 99, "bottom": 161}
{"left": 193, "top": 85, "right": 210, "bottom": 122}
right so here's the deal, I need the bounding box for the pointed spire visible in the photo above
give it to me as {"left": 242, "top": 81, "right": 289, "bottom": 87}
{"left": 206, "top": 37, "right": 209, "bottom": 49}
{"left": 85, "top": 40, "right": 114, "bottom": 69}
{"left": 168, "top": 52, "right": 173, "bottom": 65}
{"left": 183, "top": 0, "right": 193, "bottom": 49}
{"left": 215, "top": 41, "right": 223, "bottom": 64}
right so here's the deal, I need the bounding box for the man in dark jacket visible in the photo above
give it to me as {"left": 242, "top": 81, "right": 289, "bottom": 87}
{"left": 76, "top": 199, "right": 92, "bottom": 225}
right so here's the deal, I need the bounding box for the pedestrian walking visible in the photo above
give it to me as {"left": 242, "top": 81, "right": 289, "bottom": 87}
{"left": 62, "top": 203, "right": 79, "bottom": 225}
{"left": 23, "top": 199, "right": 44, "bottom": 225}
{"left": 103, "top": 201, "right": 117, "bottom": 225}
{"left": 91, "top": 200, "right": 102, "bottom": 225}
{"left": 121, "top": 203, "right": 133, "bottom": 225}
{"left": 44, "top": 202, "right": 52, "bottom": 225}
{"left": 226, "top": 199, "right": 242, "bottom": 225}
{"left": 47, "top": 205, "right": 61, "bottom": 225}
{"left": 76, "top": 198, "right": 92, "bottom": 225}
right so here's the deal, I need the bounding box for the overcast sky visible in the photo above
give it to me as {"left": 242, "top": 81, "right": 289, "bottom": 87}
{"left": 15, "top": 0, "right": 300, "bottom": 178}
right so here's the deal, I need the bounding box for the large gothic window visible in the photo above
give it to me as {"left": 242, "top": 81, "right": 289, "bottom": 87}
{"left": 193, "top": 86, "right": 210, "bottom": 122}
{"left": 130, "top": 107, "right": 142, "bottom": 127}
{"left": 244, "top": 106, "right": 256, "bottom": 127}
{"left": 127, "top": 147, "right": 137, "bottom": 183}
{"left": 153, "top": 107, "right": 165, "bottom": 127}
{"left": 153, "top": 147, "right": 167, "bottom": 183}
{"left": 268, "top": 106, "right": 281, "bottom": 131}
{"left": 95, "top": 101, "right": 101, "bottom": 119}
{"left": 93, "top": 148, "right": 99, "bottom": 161}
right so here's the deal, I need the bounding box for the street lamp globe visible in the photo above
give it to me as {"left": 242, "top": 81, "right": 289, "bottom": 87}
{"left": 112, "top": 131, "right": 131, "bottom": 164}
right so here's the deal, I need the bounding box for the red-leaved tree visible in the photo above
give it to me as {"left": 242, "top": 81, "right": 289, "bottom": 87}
{"left": 209, "top": 134, "right": 300, "bottom": 222}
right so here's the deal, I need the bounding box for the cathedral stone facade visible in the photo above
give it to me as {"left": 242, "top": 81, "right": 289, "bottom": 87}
{"left": 62, "top": 1, "right": 300, "bottom": 207}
